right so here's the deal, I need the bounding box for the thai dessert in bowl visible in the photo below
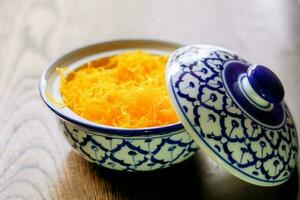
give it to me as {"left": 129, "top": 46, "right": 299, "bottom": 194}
{"left": 39, "top": 40, "right": 199, "bottom": 171}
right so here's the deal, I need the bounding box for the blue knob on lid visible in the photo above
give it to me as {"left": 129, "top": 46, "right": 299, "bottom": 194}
{"left": 247, "top": 64, "right": 284, "bottom": 104}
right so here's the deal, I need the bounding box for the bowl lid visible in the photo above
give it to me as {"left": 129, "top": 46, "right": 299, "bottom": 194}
{"left": 166, "top": 45, "right": 298, "bottom": 186}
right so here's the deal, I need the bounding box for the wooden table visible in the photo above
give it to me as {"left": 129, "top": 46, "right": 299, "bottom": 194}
{"left": 1, "top": 0, "right": 300, "bottom": 199}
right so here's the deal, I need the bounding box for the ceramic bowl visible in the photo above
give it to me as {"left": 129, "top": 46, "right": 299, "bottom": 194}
{"left": 39, "top": 39, "right": 199, "bottom": 171}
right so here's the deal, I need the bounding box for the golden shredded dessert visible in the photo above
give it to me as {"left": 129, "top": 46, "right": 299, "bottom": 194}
{"left": 58, "top": 50, "right": 179, "bottom": 128}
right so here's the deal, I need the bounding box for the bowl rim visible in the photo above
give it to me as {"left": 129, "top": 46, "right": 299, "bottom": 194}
{"left": 39, "top": 39, "right": 185, "bottom": 137}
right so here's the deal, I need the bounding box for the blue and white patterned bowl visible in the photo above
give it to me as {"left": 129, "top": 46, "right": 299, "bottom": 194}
{"left": 39, "top": 40, "right": 199, "bottom": 171}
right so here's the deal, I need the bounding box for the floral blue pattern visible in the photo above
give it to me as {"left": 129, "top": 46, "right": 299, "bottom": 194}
{"left": 167, "top": 45, "right": 298, "bottom": 186}
{"left": 62, "top": 122, "right": 199, "bottom": 171}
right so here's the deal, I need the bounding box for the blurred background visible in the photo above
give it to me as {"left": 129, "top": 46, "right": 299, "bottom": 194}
{"left": 0, "top": 0, "right": 300, "bottom": 199}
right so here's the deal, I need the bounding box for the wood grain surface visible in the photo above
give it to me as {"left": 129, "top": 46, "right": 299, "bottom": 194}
{"left": 0, "top": 0, "right": 300, "bottom": 199}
